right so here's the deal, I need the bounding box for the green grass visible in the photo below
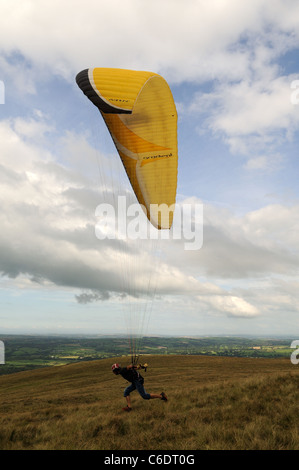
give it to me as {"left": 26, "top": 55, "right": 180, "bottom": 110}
{"left": 0, "top": 355, "right": 298, "bottom": 450}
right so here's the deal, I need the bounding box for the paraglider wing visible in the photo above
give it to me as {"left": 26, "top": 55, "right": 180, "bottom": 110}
{"left": 76, "top": 68, "right": 178, "bottom": 229}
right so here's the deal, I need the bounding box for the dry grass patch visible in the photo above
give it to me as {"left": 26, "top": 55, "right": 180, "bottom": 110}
{"left": 0, "top": 355, "right": 298, "bottom": 450}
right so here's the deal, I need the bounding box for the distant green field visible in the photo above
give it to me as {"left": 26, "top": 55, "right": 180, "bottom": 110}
{"left": 0, "top": 334, "right": 296, "bottom": 376}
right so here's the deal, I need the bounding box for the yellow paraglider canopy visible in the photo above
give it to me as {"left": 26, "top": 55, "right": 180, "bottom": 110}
{"left": 76, "top": 68, "right": 178, "bottom": 229}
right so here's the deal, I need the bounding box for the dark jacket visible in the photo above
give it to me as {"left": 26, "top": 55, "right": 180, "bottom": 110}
{"left": 119, "top": 367, "right": 144, "bottom": 384}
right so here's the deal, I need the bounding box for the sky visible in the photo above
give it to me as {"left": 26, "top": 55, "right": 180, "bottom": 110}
{"left": 0, "top": 0, "right": 299, "bottom": 337}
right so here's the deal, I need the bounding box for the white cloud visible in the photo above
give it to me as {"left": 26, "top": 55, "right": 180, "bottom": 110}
{"left": 244, "top": 154, "right": 282, "bottom": 171}
{"left": 0, "top": 117, "right": 216, "bottom": 298}
{"left": 0, "top": 0, "right": 298, "bottom": 84}
{"left": 0, "top": 55, "right": 37, "bottom": 95}
{"left": 192, "top": 74, "right": 299, "bottom": 165}
{"left": 0, "top": 115, "right": 299, "bottom": 326}
{"left": 0, "top": 115, "right": 270, "bottom": 320}
{"left": 203, "top": 295, "right": 259, "bottom": 318}
{"left": 13, "top": 114, "right": 53, "bottom": 141}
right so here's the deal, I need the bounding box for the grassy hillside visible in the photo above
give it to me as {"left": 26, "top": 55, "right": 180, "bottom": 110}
{"left": 0, "top": 355, "right": 298, "bottom": 450}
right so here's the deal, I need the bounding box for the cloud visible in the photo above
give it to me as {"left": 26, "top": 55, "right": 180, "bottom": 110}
{"left": 0, "top": 117, "right": 210, "bottom": 294}
{"left": 75, "top": 291, "right": 110, "bottom": 303}
{"left": 244, "top": 154, "right": 282, "bottom": 171}
{"left": 208, "top": 77, "right": 296, "bottom": 137}
{"left": 0, "top": 54, "right": 37, "bottom": 95}
{"left": 160, "top": 200, "right": 299, "bottom": 280}
{"left": 2, "top": 1, "right": 299, "bottom": 178}
{"left": 191, "top": 74, "right": 299, "bottom": 170}
{"left": 202, "top": 295, "right": 259, "bottom": 318}
{"left": 0, "top": 0, "right": 299, "bottom": 85}
{"left": 0, "top": 115, "right": 265, "bottom": 319}
{"left": 1, "top": 114, "right": 299, "bottom": 323}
